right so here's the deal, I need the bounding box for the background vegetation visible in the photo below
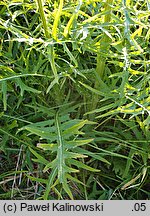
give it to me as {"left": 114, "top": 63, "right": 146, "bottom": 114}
{"left": 0, "top": 0, "right": 150, "bottom": 200}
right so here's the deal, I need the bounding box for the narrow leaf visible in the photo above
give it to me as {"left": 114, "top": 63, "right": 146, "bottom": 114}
{"left": 27, "top": 175, "right": 48, "bottom": 184}
{"left": 69, "top": 159, "right": 100, "bottom": 172}
{"left": 29, "top": 147, "right": 49, "bottom": 165}
{"left": 62, "top": 178, "right": 73, "bottom": 199}
{"left": 2, "top": 81, "right": 7, "bottom": 111}
{"left": 43, "top": 168, "right": 57, "bottom": 200}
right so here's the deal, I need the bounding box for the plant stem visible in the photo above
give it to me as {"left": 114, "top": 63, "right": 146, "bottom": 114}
{"left": 36, "top": 0, "right": 63, "bottom": 104}
{"left": 90, "top": 0, "right": 113, "bottom": 119}
{"left": 52, "top": 0, "right": 63, "bottom": 40}
{"left": 96, "top": 0, "right": 113, "bottom": 80}
{"left": 36, "top": 0, "right": 50, "bottom": 38}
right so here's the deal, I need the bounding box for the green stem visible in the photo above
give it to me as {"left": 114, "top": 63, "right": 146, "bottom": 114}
{"left": 52, "top": 0, "right": 63, "bottom": 40}
{"left": 96, "top": 0, "right": 113, "bottom": 80}
{"left": 36, "top": 0, "right": 50, "bottom": 38}
{"left": 90, "top": 0, "right": 113, "bottom": 118}
{"left": 37, "top": 0, "right": 63, "bottom": 105}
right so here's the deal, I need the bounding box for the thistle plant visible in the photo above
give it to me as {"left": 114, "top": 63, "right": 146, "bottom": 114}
{"left": 0, "top": 0, "right": 149, "bottom": 200}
